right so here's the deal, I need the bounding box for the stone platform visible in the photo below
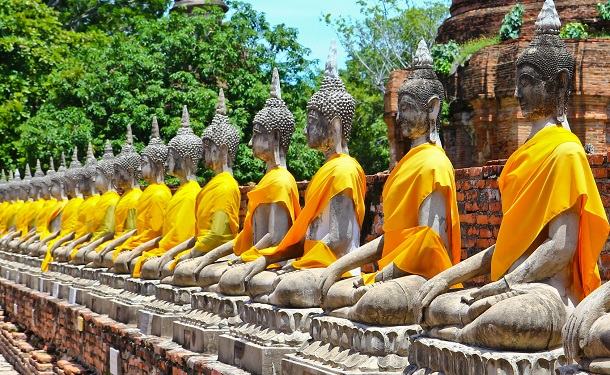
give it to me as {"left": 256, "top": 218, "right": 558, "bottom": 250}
{"left": 404, "top": 336, "right": 570, "bottom": 375}
{"left": 137, "top": 284, "right": 200, "bottom": 338}
{"left": 282, "top": 316, "right": 421, "bottom": 374}
{"left": 218, "top": 302, "right": 322, "bottom": 375}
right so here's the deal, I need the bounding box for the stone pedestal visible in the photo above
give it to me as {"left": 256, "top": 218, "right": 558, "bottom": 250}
{"left": 80, "top": 267, "right": 107, "bottom": 281}
{"left": 404, "top": 336, "right": 570, "bottom": 375}
{"left": 51, "top": 274, "right": 76, "bottom": 300}
{"left": 282, "top": 316, "right": 421, "bottom": 375}
{"left": 557, "top": 365, "right": 591, "bottom": 374}
{"left": 218, "top": 302, "right": 322, "bottom": 375}
{"left": 173, "top": 292, "right": 248, "bottom": 354}
{"left": 85, "top": 283, "right": 121, "bottom": 315}
{"left": 136, "top": 284, "right": 199, "bottom": 338}
{"left": 99, "top": 273, "right": 130, "bottom": 289}
{"left": 66, "top": 278, "right": 98, "bottom": 305}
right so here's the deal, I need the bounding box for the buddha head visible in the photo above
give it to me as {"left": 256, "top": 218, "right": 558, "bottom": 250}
{"left": 167, "top": 105, "right": 203, "bottom": 181}
{"left": 41, "top": 158, "right": 57, "bottom": 199}
{"left": 30, "top": 160, "right": 47, "bottom": 199}
{"left": 396, "top": 39, "right": 444, "bottom": 146}
{"left": 47, "top": 156, "right": 67, "bottom": 199}
{"left": 305, "top": 40, "right": 355, "bottom": 155}
{"left": 22, "top": 164, "right": 34, "bottom": 200}
{"left": 201, "top": 89, "right": 240, "bottom": 174}
{"left": 8, "top": 170, "right": 19, "bottom": 201}
{"left": 141, "top": 116, "right": 168, "bottom": 184}
{"left": 95, "top": 140, "right": 115, "bottom": 193}
{"left": 115, "top": 124, "right": 141, "bottom": 189}
{"left": 249, "top": 68, "right": 295, "bottom": 168}
{"left": 515, "top": 0, "right": 574, "bottom": 128}
{"left": 0, "top": 170, "right": 6, "bottom": 202}
{"left": 65, "top": 148, "right": 84, "bottom": 197}
{"left": 81, "top": 142, "right": 99, "bottom": 196}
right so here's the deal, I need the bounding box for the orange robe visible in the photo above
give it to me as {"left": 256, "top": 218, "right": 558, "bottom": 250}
{"left": 94, "top": 187, "right": 142, "bottom": 253}
{"left": 132, "top": 180, "right": 200, "bottom": 278}
{"left": 363, "top": 143, "right": 461, "bottom": 284}
{"left": 40, "top": 198, "right": 68, "bottom": 240}
{"left": 259, "top": 153, "right": 366, "bottom": 270}
{"left": 112, "top": 183, "right": 172, "bottom": 260}
{"left": 236, "top": 167, "right": 301, "bottom": 262}
{"left": 36, "top": 199, "right": 58, "bottom": 236}
{"left": 41, "top": 197, "right": 83, "bottom": 271}
{"left": 15, "top": 200, "right": 33, "bottom": 238}
{"left": 491, "top": 126, "right": 609, "bottom": 300}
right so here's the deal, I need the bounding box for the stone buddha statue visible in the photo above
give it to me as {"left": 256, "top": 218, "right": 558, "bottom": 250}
{"left": 315, "top": 40, "right": 462, "bottom": 325}
{"left": 413, "top": 0, "right": 610, "bottom": 352}
{"left": 564, "top": 281, "right": 610, "bottom": 374}
{"left": 113, "top": 106, "right": 202, "bottom": 277}
{"left": 141, "top": 89, "right": 241, "bottom": 281}
{"left": 11, "top": 161, "right": 47, "bottom": 252}
{"left": 5, "top": 165, "right": 35, "bottom": 250}
{"left": 88, "top": 125, "right": 143, "bottom": 267}
{"left": 0, "top": 170, "right": 23, "bottom": 242}
{"left": 32, "top": 154, "right": 71, "bottom": 257}
{"left": 0, "top": 171, "right": 10, "bottom": 236}
{"left": 72, "top": 140, "right": 120, "bottom": 264}
{"left": 238, "top": 41, "right": 366, "bottom": 308}
{"left": 96, "top": 117, "right": 172, "bottom": 268}
{"left": 169, "top": 68, "right": 300, "bottom": 292}
{"left": 52, "top": 144, "right": 102, "bottom": 262}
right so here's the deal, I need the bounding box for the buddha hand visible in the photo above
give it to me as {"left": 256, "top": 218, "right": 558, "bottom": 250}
{"left": 414, "top": 275, "right": 451, "bottom": 325}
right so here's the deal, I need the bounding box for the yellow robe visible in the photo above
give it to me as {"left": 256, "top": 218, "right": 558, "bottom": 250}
{"left": 363, "top": 143, "right": 462, "bottom": 284}
{"left": 27, "top": 199, "right": 46, "bottom": 232}
{"left": 41, "top": 197, "right": 83, "bottom": 271}
{"left": 36, "top": 198, "right": 58, "bottom": 235}
{"left": 112, "top": 183, "right": 172, "bottom": 261}
{"left": 169, "top": 172, "right": 241, "bottom": 270}
{"left": 491, "top": 126, "right": 609, "bottom": 300}
{"left": 70, "top": 191, "right": 119, "bottom": 259}
{"left": 94, "top": 187, "right": 142, "bottom": 253}
{"left": 236, "top": 167, "right": 301, "bottom": 262}
{"left": 5, "top": 200, "right": 23, "bottom": 234}
{"left": 0, "top": 201, "right": 11, "bottom": 233}
{"left": 132, "top": 180, "right": 200, "bottom": 278}
{"left": 260, "top": 153, "right": 366, "bottom": 270}
{"left": 15, "top": 200, "right": 33, "bottom": 238}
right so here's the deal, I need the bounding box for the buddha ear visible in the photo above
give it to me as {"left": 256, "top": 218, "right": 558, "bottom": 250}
{"left": 427, "top": 96, "right": 441, "bottom": 121}
{"left": 556, "top": 69, "right": 570, "bottom": 128}
{"left": 220, "top": 144, "right": 229, "bottom": 163}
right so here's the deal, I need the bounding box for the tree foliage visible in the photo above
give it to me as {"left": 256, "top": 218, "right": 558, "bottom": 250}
{"left": 499, "top": 3, "right": 524, "bottom": 41}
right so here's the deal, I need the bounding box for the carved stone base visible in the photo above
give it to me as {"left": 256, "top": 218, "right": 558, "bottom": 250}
{"left": 218, "top": 302, "right": 322, "bottom": 375}
{"left": 154, "top": 284, "right": 200, "bottom": 305}
{"left": 173, "top": 292, "right": 248, "bottom": 354}
{"left": 62, "top": 264, "right": 85, "bottom": 279}
{"left": 125, "top": 278, "right": 159, "bottom": 296}
{"left": 557, "top": 365, "right": 591, "bottom": 374}
{"left": 85, "top": 284, "right": 122, "bottom": 315}
{"left": 404, "top": 336, "right": 570, "bottom": 375}
{"left": 67, "top": 278, "right": 99, "bottom": 305}
{"left": 80, "top": 267, "right": 107, "bottom": 280}
{"left": 283, "top": 316, "right": 421, "bottom": 374}
{"left": 99, "top": 273, "right": 131, "bottom": 289}
{"left": 109, "top": 290, "right": 156, "bottom": 324}
{"left": 137, "top": 302, "right": 188, "bottom": 338}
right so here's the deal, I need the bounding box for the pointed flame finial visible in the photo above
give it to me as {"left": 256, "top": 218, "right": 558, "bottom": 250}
{"left": 535, "top": 0, "right": 561, "bottom": 34}
{"left": 217, "top": 88, "right": 227, "bottom": 116}
{"left": 103, "top": 140, "right": 113, "bottom": 154}
{"left": 325, "top": 40, "right": 339, "bottom": 79}
{"left": 181, "top": 105, "right": 191, "bottom": 128}
{"left": 61, "top": 152, "right": 66, "bottom": 169}
{"left": 71, "top": 147, "right": 79, "bottom": 164}
{"left": 25, "top": 164, "right": 32, "bottom": 179}
{"left": 87, "top": 142, "right": 95, "bottom": 160}
{"left": 14, "top": 169, "right": 19, "bottom": 181}
{"left": 126, "top": 124, "right": 133, "bottom": 145}
{"left": 49, "top": 157, "right": 55, "bottom": 172}
{"left": 270, "top": 67, "right": 282, "bottom": 100}
{"left": 413, "top": 39, "right": 434, "bottom": 69}
{"left": 151, "top": 116, "right": 160, "bottom": 138}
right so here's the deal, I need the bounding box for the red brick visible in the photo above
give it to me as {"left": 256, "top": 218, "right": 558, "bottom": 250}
{"left": 460, "top": 213, "right": 476, "bottom": 224}
{"left": 588, "top": 153, "right": 605, "bottom": 166}
{"left": 592, "top": 167, "right": 607, "bottom": 178}
{"left": 476, "top": 215, "right": 489, "bottom": 225}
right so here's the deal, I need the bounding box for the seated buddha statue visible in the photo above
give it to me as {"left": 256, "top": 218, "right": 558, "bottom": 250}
{"left": 72, "top": 140, "right": 121, "bottom": 264}
{"left": 168, "top": 69, "right": 300, "bottom": 290}
{"left": 0, "top": 171, "right": 24, "bottom": 245}
{"left": 316, "top": 40, "right": 461, "bottom": 325}
{"left": 238, "top": 41, "right": 367, "bottom": 308}
{"left": 12, "top": 161, "right": 49, "bottom": 252}
{"left": 86, "top": 125, "right": 143, "bottom": 267}
{"left": 95, "top": 117, "right": 172, "bottom": 268}
{"left": 52, "top": 144, "right": 102, "bottom": 262}
{"left": 141, "top": 89, "right": 241, "bottom": 281}
{"left": 413, "top": 0, "right": 610, "bottom": 351}
{"left": 563, "top": 281, "right": 610, "bottom": 374}
{"left": 25, "top": 157, "right": 68, "bottom": 255}
{"left": 0, "top": 171, "right": 10, "bottom": 236}
{"left": 112, "top": 106, "right": 202, "bottom": 277}
{"left": 5, "top": 167, "right": 35, "bottom": 250}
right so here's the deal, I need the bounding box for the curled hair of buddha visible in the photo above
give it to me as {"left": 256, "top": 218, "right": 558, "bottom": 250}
{"left": 168, "top": 105, "right": 204, "bottom": 166}
{"left": 253, "top": 68, "right": 295, "bottom": 152}
{"left": 307, "top": 40, "right": 355, "bottom": 142}
{"left": 97, "top": 140, "right": 115, "bottom": 180}
{"left": 30, "top": 159, "right": 46, "bottom": 188}
{"left": 397, "top": 39, "right": 445, "bottom": 145}
{"left": 115, "top": 124, "right": 141, "bottom": 180}
{"left": 201, "top": 89, "right": 240, "bottom": 163}
{"left": 141, "top": 116, "right": 168, "bottom": 168}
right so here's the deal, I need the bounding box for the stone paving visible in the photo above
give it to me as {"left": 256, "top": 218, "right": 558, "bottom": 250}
{"left": 0, "top": 352, "right": 19, "bottom": 375}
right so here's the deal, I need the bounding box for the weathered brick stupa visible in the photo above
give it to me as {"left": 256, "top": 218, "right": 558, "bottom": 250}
{"left": 385, "top": 0, "right": 610, "bottom": 168}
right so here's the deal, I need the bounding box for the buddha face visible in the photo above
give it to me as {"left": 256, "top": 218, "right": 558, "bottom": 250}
{"left": 39, "top": 183, "right": 50, "bottom": 199}
{"left": 249, "top": 123, "right": 277, "bottom": 162}
{"left": 94, "top": 168, "right": 109, "bottom": 192}
{"left": 397, "top": 92, "right": 429, "bottom": 139}
{"left": 29, "top": 184, "right": 39, "bottom": 199}
{"left": 203, "top": 140, "right": 222, "bottom": 171}
{"left": 141, "top": 155, "right": 155, "bottom": 182}
{"left": 166, "top": 148, "right": 182, "bottom": 178}
{"left": 304, "top": 109, "right": 334, "bottom": 151}
{"left": 113, "top": 164, "right": 131, "bottom": 189}
{"left": 515, "top": 63, "right": 559, "bottom": 121}
{"left": 50, "top": 181, "right": 62, "bottom": 198}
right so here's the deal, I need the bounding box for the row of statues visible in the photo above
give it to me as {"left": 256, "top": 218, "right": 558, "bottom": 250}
{"left": 0, "top": 0, "right": 608, "bottom": 372}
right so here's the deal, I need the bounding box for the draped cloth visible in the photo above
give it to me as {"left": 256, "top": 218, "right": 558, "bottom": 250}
{"left": 41, "top": 197, "right": 83, "bottom": 272}
{"left": 94, "top": 187, "right": 142, "bottom": 253}
{"left": 40, "top": 198, "right": 68, "bottom": 240}
{"left": 491, "top": 125, "right": 609, "bottom": 300}
{"left": 36, "top": 198, "right": 58, "bottom": 235}
{"left": 132, "top": 180, "right": 200, "bottom": 278}
{"left": 112, "top": 183, "right": 171, "bottom": 261}
{"left": 259, "top": 153, "right": 366, "bottom": 270}
{"left": 27, "top": 199, "right": 45, "bottom": 233}
{"left": 15, "top": 200, "right": 33, "bottom": 238}
{"left": 169, "top": 172, "right": 241, "bottom": 270}
{"left": 0, "top": 201, "right": 10, "bottom": 233}
{"left": 70, "top": 191, "right": 119, "bottom": 259}
{"left": 235, "top": 167, "right": 301, "bottom": 262}
{"left": 362, "top": 143, "right": 462, "bottom": 284}
{"left": 6, "top": 201, "right": 24, "bottom": 232}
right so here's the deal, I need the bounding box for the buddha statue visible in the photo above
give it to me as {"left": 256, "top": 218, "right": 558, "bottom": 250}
{"left": 0, "top": 171, "right": 22, "bottom": 240}
{"left": 413, "top": 0, "right": 610, "bottom": 352}
{"left": 96, "top": 117, "right": 172, "bottom": 268}
{"left": 11, "top": 161, "right": 48, "bottom": 252}
{"left": 25, "top": 158, "right": 67, "bottom": 255}
{"left": 0, "top": 171, "right": 10, "bottom": 236}
{"left": 52, "top": 144, "right": 102, "bottom": 263}
{"left": 113, "top": 105, "right": 202, "bottom": 277}
{"left": 5, "top": 166, "right": 35, "bottom": 250}
{"left": 87, "top": 125, "right": 143, "bottom": 267}
{"left": 315, "top": 40, "right": 461, "bottom": 325}
{"left": 72, "top": 140, "right": 120, "bottom": 264}
{"left": 169, "top": 69, "right": 300, "bottom": 291}
{"left": 238, "top": 41, "right": 366, "bottom": 308}
{"left": 141, "top": 89, "right": 241, "bottom": 281}
{"left": 563, "top": 281, "right": 610, "bottom": 374}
